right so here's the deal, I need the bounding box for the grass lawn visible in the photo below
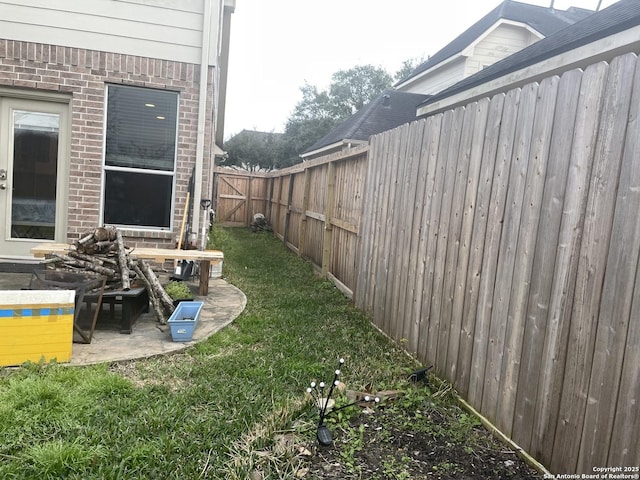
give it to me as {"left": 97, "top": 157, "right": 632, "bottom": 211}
{"left": 0, "top": 227, "right": 539, "bottom": 479}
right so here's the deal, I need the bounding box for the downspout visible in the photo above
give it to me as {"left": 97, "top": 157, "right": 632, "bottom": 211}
{"left": 192, "top": 0, "right": 214, "bottom": 246}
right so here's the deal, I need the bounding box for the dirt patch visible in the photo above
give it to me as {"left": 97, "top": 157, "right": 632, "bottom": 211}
{"left": 301, "top": 384, "right": 542, "bottom": 479}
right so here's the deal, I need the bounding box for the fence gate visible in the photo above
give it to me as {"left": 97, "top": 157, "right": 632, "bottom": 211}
{"left": 214, "top": 169, "right": 269, "bottom": 226}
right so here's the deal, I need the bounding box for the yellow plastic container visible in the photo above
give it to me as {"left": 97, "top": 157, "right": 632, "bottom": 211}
{"left": 0, "top": 290, "right": 75, "bottom": 367}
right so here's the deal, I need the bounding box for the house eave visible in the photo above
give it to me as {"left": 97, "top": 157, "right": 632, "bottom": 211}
{"left": 395, "top": 53, "right": 465, "bottom": 90}
{"left": 300, "top": 139, "right": 366, "bottom": 159}
{"left": 417, "top": 25, "right": 640, "bottom": 118}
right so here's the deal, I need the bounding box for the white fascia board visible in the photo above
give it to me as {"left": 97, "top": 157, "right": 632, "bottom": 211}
{"left": 395, "top": 52, "right": 466, "bottom": 90}
{"left": 461, "top": 19, "right": 544, "bottom": 57}
{"left": 417, "top": 26, "right": 640, "bottom": 117}
{"left": 300, "top": 139, "right": 364, "bottom": 159}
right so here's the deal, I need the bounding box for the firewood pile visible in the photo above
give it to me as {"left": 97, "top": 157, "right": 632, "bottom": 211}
{"left": 43, "top": 226, "right": 175, "bottom": 324}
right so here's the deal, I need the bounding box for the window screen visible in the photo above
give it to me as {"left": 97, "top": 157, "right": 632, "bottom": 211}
{"left": 103, "top": 85, "right": 178, "bottom": 229}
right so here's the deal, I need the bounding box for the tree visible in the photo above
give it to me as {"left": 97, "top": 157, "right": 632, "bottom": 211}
{"left": 220, "top": 130, "right": 282, "bottom": 171}
{"left": 394, "top": 56, "right": 426, "bottom": 83}
{"left": 280, "top": 64, "right": 393, "bottom": 165}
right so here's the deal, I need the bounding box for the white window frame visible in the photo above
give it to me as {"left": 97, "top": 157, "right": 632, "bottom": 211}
{"left": 101, "top": 84, "right": 179, "bottom": 231}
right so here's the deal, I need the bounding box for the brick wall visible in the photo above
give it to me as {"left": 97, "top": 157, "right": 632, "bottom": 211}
{"left": 0, "top": 39, "right": 215, "bottom": 249}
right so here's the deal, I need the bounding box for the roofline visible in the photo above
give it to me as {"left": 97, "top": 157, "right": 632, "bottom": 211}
{"left": 395, "top": 53, "right": 465, "bottom": 90}
{"left": 461, "top": 19, "right": 545, "bottom": 57}
{"left": 416, "top": 25, "right": 640, "bottom": 117}
{"left": 300, "top": 139, "right": 366, "bottom": 159}
{"left": 395, "top": 17, "right": 548, "bottom": 90}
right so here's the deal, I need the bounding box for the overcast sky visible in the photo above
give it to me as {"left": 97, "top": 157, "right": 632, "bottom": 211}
{"left": 223, "top": 0, "right": 617, "bottom": 139}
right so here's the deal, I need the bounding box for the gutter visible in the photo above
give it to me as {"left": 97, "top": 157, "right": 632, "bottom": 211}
{"left": 192, "top": 0, "right": 214, "bottom": 243}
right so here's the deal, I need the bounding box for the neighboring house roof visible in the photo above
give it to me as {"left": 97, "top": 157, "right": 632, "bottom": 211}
{"left": 301, "top": 90, "right": 430, "bottom": 158}
{"left": 225, "top": 129, "right": 283, "bottom": 144}
{"left": 417, "top": 0, "right": 640, "bottom": 117}
{"left": 395, "top": 0, "right": 593, "bottom": 89}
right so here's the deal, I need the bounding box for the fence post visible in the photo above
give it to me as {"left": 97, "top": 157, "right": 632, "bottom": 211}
{"left": 322, "top": 161, "right": 336, "bottom": 276}
{"left": 245, "top": 175, "right": 253, "bottom": 226}
{"left": 298, "top": 167, "right": 312, "bottom": 257}
{"left": 282, "top": 174, "right": 295, "bottom": 246}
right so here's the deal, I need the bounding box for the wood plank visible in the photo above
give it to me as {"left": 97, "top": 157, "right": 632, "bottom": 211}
{"left": 304, "top": 210, "right": 325, "bottom": 222}
{"left": 437, "top": 103, "right": 476, "bottom": 379}
{"left": 408, "top": 115, "right": 443, "bottom": 358}
{"left": 330, "top": 218, "right": 359, "bottom": 235}
{"left": 429, "top": 104, "right": 467, "bottom": 374}
{"left": 298, "top": 168, "right": 312, "bottom": 258}
{"left": 400, "top": 119, "right": 427, "bottom": 352}
{"left": 514, "top": 68, "right": 582, "bottom": 461}
{"left": 366, "top": 132, "right": 391, "bottom": 317}
{"left": 548, "top": 58, "right": 621, "bottom": 473}
{"left": 468, "top": 87, "right": 520, "bottom": 411}
{"left": 321, "top": 162, "right": 336, "bottom": 276}
{"left": 495, "top": 76, "right": 559, "bottom": 441}
{"left": 448, "top": 98, "right": 490, "bottom": 387}
{"left": 456, "top": 93, "right": 505, "bottom": 397}
{"left": 386, "top": 123, "right": 414, "bottom": 342}
{"left": 577, "top": 53, "right": 640, "bottom": 473}
{"left": 418, "top": 109, "right": 453, "bottom": 366}
{"left": 607, "top": 252, "right": 640, "bottom": 469}
{"left": 382, "top": 124, "right": 409, "bottom": 336}
{"left": 483, "top": 83, "right": 538, "bottom": 429}
{"left": 353, "top": 134, "right": 378, "bottom": 310}
{"left": 282, "top": 174, "right": 295, "bottom": 246}
{"left": 373, "top": 127, "right": 398, "bottom": 329}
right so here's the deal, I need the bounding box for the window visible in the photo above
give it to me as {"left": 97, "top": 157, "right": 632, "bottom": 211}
{"left": 103, "top": 84, "right": 178, "bottom": 229}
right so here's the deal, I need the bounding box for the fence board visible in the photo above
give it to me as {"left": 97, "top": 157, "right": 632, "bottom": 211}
{"left": 389, "top": 123, "right": 417, "bottom": 342}
{"left": 552, "top": 55, "right": 633, "bottom": 473}
{"left": 456, "top": 93, "right": 505, "bottom": 396}
{"left": 418, "top": 109, "right": 454, "bottom": 365}
{"left": 540, "top": 62, "right": 609, "bottom": 472}
{"left": 469, "top": 88, "right": 520, "bottom": 410}
{"left": 606, "top": 60, "right": 640, "bottom": 467}
{"left": 400, "top": 120, "right": 427, "bottom": 347}
{"left": 383, "top": 124, "right": 410, "bottom": 335}
{"left": 408, "top": 115, "right": 443, "bottom": 357}
{"left": 438, "top": 103, "right": 476, "bottom": 379}
{"left": 514, "top": 68, "right": 582, "bottom": 458}
{"left": 577, "top": 53, "right": 639, "bottom": 473}
{"left": 484, "top": 83, "right": 538, "bottom": 429}
{"left": 430, "top": 107, "right": 465, "bottom": 372}
{"left": 355, "top": 135, "right": 380, "bottom": 311}
{"left": 496, "top": 76, "right": 559, "bottom": 440}
{"left": 375, "top": 128, "right": 401, "bottom": 331}
{"left": 607, "top": 256, "right": 640, "bottom": 468}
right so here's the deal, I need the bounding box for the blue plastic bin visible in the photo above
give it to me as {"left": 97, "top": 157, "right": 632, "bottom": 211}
{"left": 167, "top": 301, "right": 203, "bottom": 341}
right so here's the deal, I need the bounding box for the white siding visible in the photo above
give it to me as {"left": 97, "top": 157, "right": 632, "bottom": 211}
{"left": 398, "top": 57, "right": 466, "bottom": 95}
{"left": 0, "top": 0, "right": 221, "bottom": 64}
{"left": 465, "top": 23, "right": 539, "bottom": 77}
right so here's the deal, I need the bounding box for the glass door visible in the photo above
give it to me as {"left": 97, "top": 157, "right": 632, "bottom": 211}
{"left": 0, "top": 98, "right": 69, "bottom": 257}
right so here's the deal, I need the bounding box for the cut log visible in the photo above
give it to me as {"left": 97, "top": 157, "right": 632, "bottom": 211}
{"left": 94, "top": 226, "right": 118, "bottom": 242}
{"left": 115, "top": 229, "right": 130, "bottom": 291}
{"left": 77, "top": 232, "right": 95, "bottom": 246}
{"left": 52, "top": 254, "right": 117, "bottom": 277}
{"left": 138, "top": 259, "right": 175, "bottom": 315}
{"left": 130, "top": 261, "right": 167, "bottom": 324}
{"left": 69, "top": 251, "right": 106, "bottom": 266}
{"left": 94, "top": 240, "right": 117, "bottom": 253}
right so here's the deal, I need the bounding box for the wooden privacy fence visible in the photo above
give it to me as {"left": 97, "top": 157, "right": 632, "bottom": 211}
{"left": 215, "top": 52, "right": 640, "bottom": 474}
{"left": 214, "top": 146, "right": 368, "bottom": 297}
{"left": 356, "top": 53, "right": 640, "bottom": 474}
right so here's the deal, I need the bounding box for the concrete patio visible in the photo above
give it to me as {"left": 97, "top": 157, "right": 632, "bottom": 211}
{"left": 0, "top": 270, "right": 246, "bottom": 366}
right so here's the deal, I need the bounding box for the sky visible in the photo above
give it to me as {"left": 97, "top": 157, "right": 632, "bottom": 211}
{"left": 223, "top": 0, "right": 618, "bottom": 139}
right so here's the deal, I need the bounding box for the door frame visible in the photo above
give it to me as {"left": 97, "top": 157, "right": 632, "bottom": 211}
{"left": 0, "top": 90, "right": 71, "bottom": 258}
